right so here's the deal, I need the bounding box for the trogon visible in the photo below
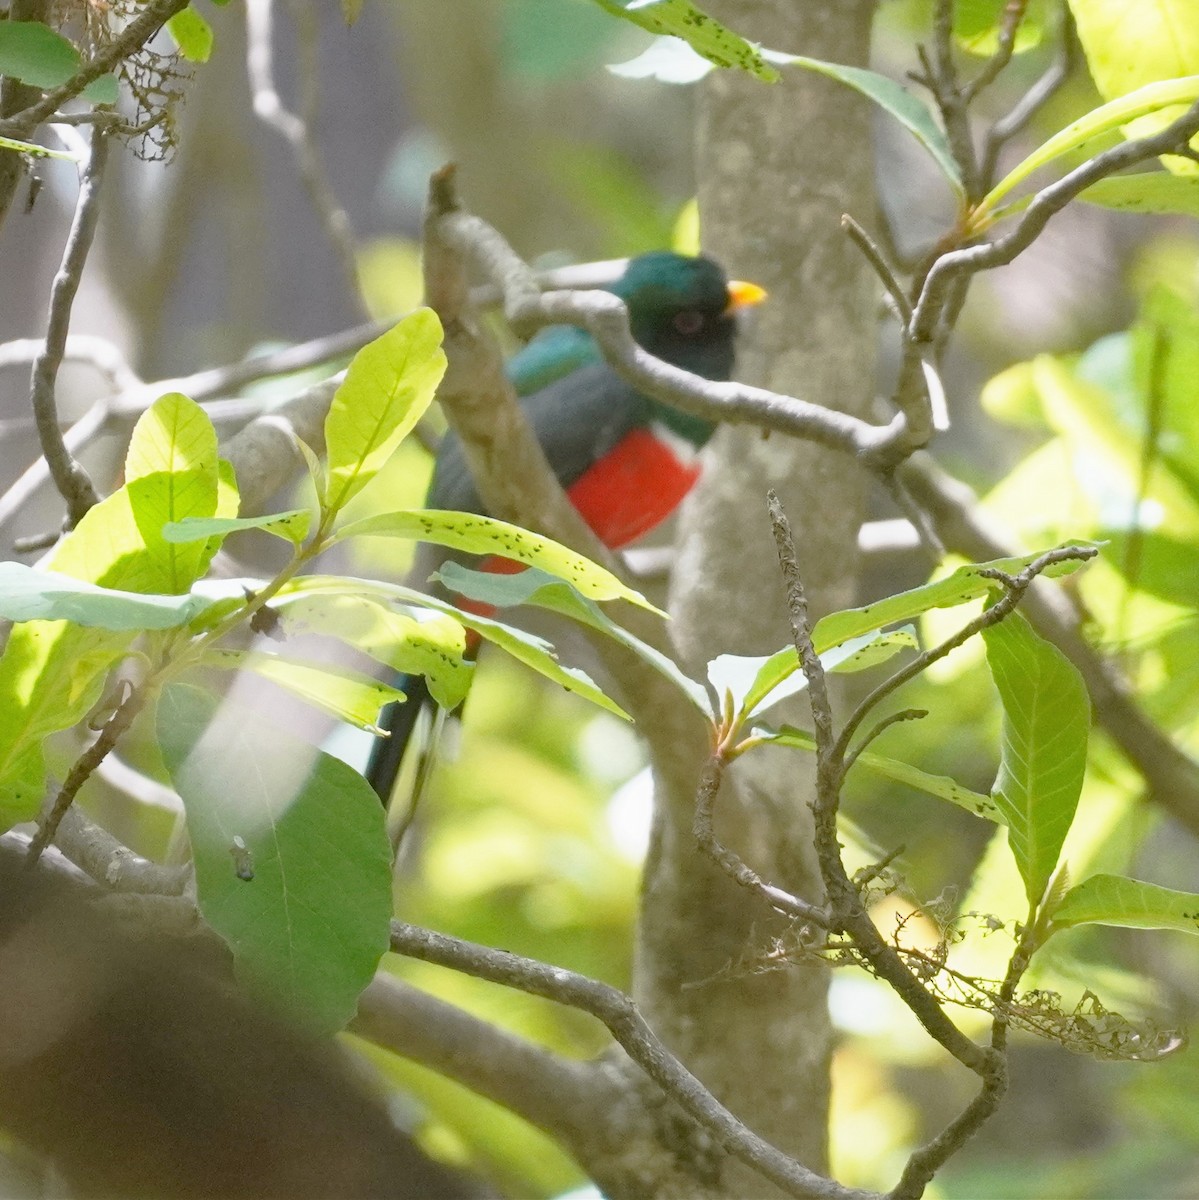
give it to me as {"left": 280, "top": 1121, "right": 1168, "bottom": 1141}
{"left": 365, "top": 251, "right": 765, "bottom": 802}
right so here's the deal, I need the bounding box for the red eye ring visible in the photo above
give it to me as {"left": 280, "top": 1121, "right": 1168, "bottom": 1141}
{"left": 673, "top": 310, "right": 704, "bottom": 336}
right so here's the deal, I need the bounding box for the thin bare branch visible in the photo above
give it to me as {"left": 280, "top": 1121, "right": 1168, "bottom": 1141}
{"left": 911, "top": 98, "right": 1199, "bottom": 342}
{"left": 388, "top": 921, "right": 876, "bottom": 1200}
{"left": 693, "top": 753, "right": 832, "bottom": 928}
{"left": 29, "top": 124, "right": 111, "bottom": 526}
{"left": 245, "top": 0, "right": 367, "bottom": 318}
{"left": 963, "top": 0, "right": 1031, "bottom": 103}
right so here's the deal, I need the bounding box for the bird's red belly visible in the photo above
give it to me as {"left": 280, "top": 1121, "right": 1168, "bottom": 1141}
{"left": 461, "top": 428, "right": 699, "bottom": 621}
{"left": 565, "top": 426, "right": 700, "bottom": 549}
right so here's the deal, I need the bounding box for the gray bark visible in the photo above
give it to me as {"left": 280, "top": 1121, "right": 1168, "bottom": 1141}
{"left": 635, "top": 1, "right": 879, "bottom": 1193}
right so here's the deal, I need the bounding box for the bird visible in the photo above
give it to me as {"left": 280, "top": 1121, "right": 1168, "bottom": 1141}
{"left": 365, "top": 251, "right": 765, "bottom": 804}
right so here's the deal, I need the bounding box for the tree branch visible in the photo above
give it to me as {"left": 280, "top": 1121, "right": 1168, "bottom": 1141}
{"left": 28, "top": 124, "right": 110, "bottom": 526}
{"left": 911, "top": 98, "right": 1199, "bottom": 342}
{"left": 352, "top": 972, "right": 609, "bottom": 1147}
{"left": 245, "top": 0, "right": 367, "bottom": 319}
{"left": 388, "top": 922, "right": 876, "bottom": 1200}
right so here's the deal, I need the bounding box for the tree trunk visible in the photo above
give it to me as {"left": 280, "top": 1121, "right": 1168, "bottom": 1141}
{"left": 634, "top": 1, "right": 878, "bottom": 1193}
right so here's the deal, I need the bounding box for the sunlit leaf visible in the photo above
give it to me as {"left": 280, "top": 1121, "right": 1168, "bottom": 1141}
{"left": 323, "top": 309, "right": 446, "bottom": 516}
{"left": 278, "top": 593, "right": 473, "bottom": 709}
{"left": 163, "top": 509, "right": 311, "bottom": 547}
{"left": 274, "top": 576, "right": 630, "bottom": 721}
{"left": 812, "top": 545, "right": 1097, "bottom": 650}
{"left": 1068, "top": 0, "right": 1199, "bottom": 167}
{"left": 0, "top": 133, "right": 76, "bottom": 160}
{"left": 200, "top": 649, "right": 403, "bottom": 731}
{"left": 757, "top": 723, "right": 1002, "bottom": 822}
{"left": 983, "top": 75, "right": 1199, "bottom": 211}
{"left": 983, "top": 611, "right": 1090, "bottom": 905}
{"left": 124, "top": 393, "right": 220, "bottom": 594}
{"left": 0, "top": 563, "right": 217, "bottom": 629}
{"left": 166, "top": 5, "right": 214, "bottom": 62}
{"left": 433, "top": 561, "right": 708, "bottom": 712}
{"left": 1053, "top": 873, "right": 1199, "bottom": 936}
{"left": 710, "top": 627, "right": 919, "bottom": 723}
{"left": 158, "top": 684, "right": 392, "bottom": 1033}
{"left": 591, "top": 0, "right": 778, "bottom": 81}
{"left": 1078, "top": 172, "right": 1199, "bottom": 216}
{"left": 335, "top": 509, "right": 661, "bottom": 613}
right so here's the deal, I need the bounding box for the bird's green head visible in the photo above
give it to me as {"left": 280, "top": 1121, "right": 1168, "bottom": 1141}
{"left": 610, "top": 251, "right": 764, "bottom": 382}
{"left": 609, "top": 251, "right": 765, "bottom": 443}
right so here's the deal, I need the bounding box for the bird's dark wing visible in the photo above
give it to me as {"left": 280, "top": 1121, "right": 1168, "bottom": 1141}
{"left": 427, "top": 362, "right": 649, "bottom": 513}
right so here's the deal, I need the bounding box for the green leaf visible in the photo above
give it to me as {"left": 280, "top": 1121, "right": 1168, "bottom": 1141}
{"left": 757, "top": 723, "right": 1002, "bottom": 822}
{"left": 335, "top": 509, "right": 662, "bottom": 613}
{"left": 0, "top": 22, "right": 117, "bottom": 101}
{"left": 162, "top": 509, "right": 311, "bottom": 547}
{"left": 279, "top": 593, "right": 473, "bottom": 709}
{"left": 200, "top": 650, "right": 403, "bottom": 730}
{"left": 433, "top": 561, "right": 710, "bottom": 712}
{"left": 713, "top": 627, "right": 919, "bottom": 723}
{"left": 1052, "top": 873, "right": 1199, "bottom": 936}
{"left": 323, "top": 309, "right": 447, "bottom": 516}
{"left": 983, "top": 75, "right": 1199, "bottom": 211}
{"left": 0, "top": 436, "right": 223, "bottom": 825}
{"left": 0, "top": 133, "right": 77, "bottom": 160}
{"left": 0, "top": 563, "right": 218, "bottom": 630}
{"left": 983, "top": 611, "right": 1091, "bottom": 905}
{"left": 341, "top": 0, "right": 365, "bottom": 23}
{"left": 124, "top": 393, "right": 221, "bottom": 594}
{"left": 1068, "top": 1, "right": 1199, "bottom": 162}
{"left": 590, "top": 0, "right": 779, "bottom": 81}
{"left": 274, "top": 577, "right": 631, "bottom": 721}
{"left": 166, "top": 6, "right": 214, "bottom": 62}
{"left": 0, "top": 22, "right": 78, "bottom": 87}
{"left": 157, "top": 684, "right": 392, "bottom": 1034}
{"left": 1078, "top": 171, "right": 1199, "bottom": 216}
{"left": 775, "top": 53, "right": 964, "bottom": 195}
{"left": 811, "top": 545, "right": 1097, "bottom": 651}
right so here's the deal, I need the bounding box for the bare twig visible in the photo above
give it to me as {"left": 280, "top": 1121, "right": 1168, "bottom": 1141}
{"left": 53, "top": 806, "right": 190, "bottom": 895}
{"left": 26, "top": 686, "right": 149, "bottom": 866}
{"left": 769, "top": 492, "right": 992, "bottom": 1078}
{"left": 693, "top": 753, "right": 832, "bottom": 928}
{"left": 980, "top": 4, "right": 1078, "bottom": 187}
{"left": 0, "top": 333, "right": 141, "bottom": 392}
{"left": 911, "top": 98, "right": 1199, "bottom": 343}
{"left": 963, "top": 0, "right": 1031, "bottom": 103}
{"left": 245, "top": 0, "right": 367, "bottom": 318}
{"left": 388, "top": 921, "right": 875, "bottom": 1200}
{"left": 28, "top": 124, "right": 111, "bottom": 526}
{"left": 841, "top": 213, "right": 912, "bottom": 324}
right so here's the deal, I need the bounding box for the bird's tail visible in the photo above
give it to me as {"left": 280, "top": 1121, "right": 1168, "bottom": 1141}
{"left": 366, "top": 673, "right": 433, "bottom": 805}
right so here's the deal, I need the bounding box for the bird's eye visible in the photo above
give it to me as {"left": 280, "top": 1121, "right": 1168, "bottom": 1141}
{"left": 672, "top": 310, "right": 704, "bottom": 336}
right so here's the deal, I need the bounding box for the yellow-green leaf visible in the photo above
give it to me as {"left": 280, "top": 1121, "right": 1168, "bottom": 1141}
{"left": 200, "top": 649, "right": 404, "bottom": 731}
{"left": 124, "top": 393, "right": 220, "bottom": 594}
{"left": 983, "top": 75, "right": 1199, "bottom": 212}
{"left": 279, "top": 594, "right": 472, "bottom": 709}
{"left": 323, "top": 309, "right": 447, "bottom": 516}
{"left": 1053, "top": 872, "right": 1199, "bottom": 935}
{"left": 333, "top": 509, "right": 661, "bottom": 613}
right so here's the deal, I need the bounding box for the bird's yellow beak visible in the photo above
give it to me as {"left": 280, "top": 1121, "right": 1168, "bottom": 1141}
{"left": 725, "top": 279, "right": 768, "bottom": 312}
